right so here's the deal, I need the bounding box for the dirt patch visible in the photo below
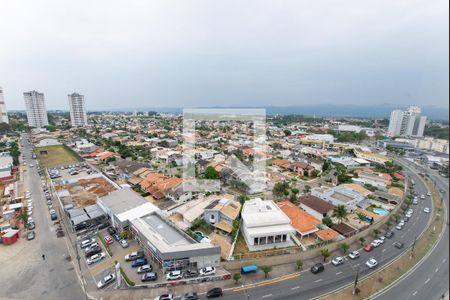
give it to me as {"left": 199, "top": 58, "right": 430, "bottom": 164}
{"left": 62, "top": 176, "right": 116, "bottom": 207}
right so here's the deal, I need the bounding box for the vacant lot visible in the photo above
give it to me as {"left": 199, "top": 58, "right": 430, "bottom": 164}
{"left": 36, "top": 145, "right": 81, "bottom": 168}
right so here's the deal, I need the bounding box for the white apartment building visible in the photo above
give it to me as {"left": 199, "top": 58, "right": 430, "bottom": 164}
{"left": 24, "top": 90, "right": 49, "bottom": 128}
{"left": 388, "top": 106, "right": 426, "bottom": 137}
{"left": 68, "top": 93, "right": 88, "bottom": 127}
{"left": 0, "top": 87, "right": 9, "bottom": 124}
{"left": 241, "top": 198, "right": 295, "bottom": 251}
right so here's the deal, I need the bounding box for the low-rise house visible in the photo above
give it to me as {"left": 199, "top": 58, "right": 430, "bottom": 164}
{"left": 277, "top": 200, "right": 320, "bottom": 239}
{"left": 241, "top": 198, "right": 295, "bottom": 251}
{"left": 147, "top": 177, "right": 183, "bottom": 200}
{"left": 311, "top": 186, "right": 366, "bottom": 212}
{"left": 203, "top": 198, "right": 241, "bottom": 234}
{"left": 332, "top": 222, "right": 357, "bottom": 237}
{"left": 298, "top": 195, "right": 335, "bottom": 220}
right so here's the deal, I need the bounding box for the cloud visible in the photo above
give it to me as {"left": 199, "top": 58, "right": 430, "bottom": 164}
{"left": 0, "top": 0, "right": 448, "bottom": 110}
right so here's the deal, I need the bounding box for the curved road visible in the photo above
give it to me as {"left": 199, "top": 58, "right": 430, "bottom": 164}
{"left": 219, "top": 161, "right": 444, "bottom": 300}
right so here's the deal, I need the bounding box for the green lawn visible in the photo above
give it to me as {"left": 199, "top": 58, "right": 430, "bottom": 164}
{"left": 35, "top": 145, "right": 81, "bottom": 168}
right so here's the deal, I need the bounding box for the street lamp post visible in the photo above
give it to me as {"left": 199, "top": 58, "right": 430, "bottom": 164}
{"left": 352, "top": 265, "right": 360, "bottom": 295}
{"left": 410, "top": 236, "right": 417, "bottom": 259}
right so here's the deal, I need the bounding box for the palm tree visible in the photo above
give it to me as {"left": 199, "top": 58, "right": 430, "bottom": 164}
{"left": 332, "top": 205, "right": 348, "bottom": 224}
{"left": 356, "top": 212, "right": 366, "bottom": 224}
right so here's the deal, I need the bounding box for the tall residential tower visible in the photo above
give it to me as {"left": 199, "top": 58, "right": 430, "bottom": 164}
{"left": 68, "top": 93, "right": 88, "bottom": 127}
{"left": 0, "top": 87, "right": 9, "bottom": 124}
{"left": 388, "top": 106, "right": 427, "bottom": 137}
{"left": 24, "top": 90, "right": 49, "bottom": 128}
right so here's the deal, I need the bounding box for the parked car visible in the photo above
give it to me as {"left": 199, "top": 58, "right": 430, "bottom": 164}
{"left": 112, "top": 233, "right": 121, "bottom": 241}
{"left": 396, "top": 224, "right": 403, "bottom": 230}
{"left": 199, "top": 266, "right": 216, "bottom": 276}
{"left": 364, "top": 244, "right": 374, "bottom": 252}
{"left": 87, "top": 252, "right": 106, "bottom": 265}
{"left": 131, "top": 258, "right": 148, "bottom": 268}
{"left": 423, "top": 207, "right": 430, "bottom": 213}
{"left": 371, "top": 240, "right": 382, "bottom": 248}
{"left": 97, "top": 273, "right": 116, "bottom": 289}
{"left": 206, "top": 288, "right": 223, "bottom": 298}
{"left": 385, "top": 231, "right": 394, "bottom": 239}
{"left": 348, "top": 251, "right": 360, "bottom": 259}
{"left": 166, "top": 270, "right": 183, "bottom": 280}
{"left": 181, "top": 292, "right": 198, "bottom": 300}
{"left": 50, "top": 212, "right": 58, "bottom": 221}
{"left": 365, "top": 258, "right": 378, "bottom": 269}
{"left": 427, "top": 191, "right": 432, "bottom": 196}
{"left": 104, "top": 235, "right": 113, "bottom": 245}
{"left": 310, "top": 263, "right": 325, "bottom": 274}
{"left": 142, "top": 272, "right": 158, "bottom": 282}
{"left": 27, "top": 222, "right": 35, "bottom": 230}
{"left": 183, "top": 270, "right": 199, "bottom": 278}
{"left": 85, "top": 246, "right": 102, "bottom": 258}
{"left": 394, "top": 242, "right": 404, "bottom": 249}
{"left": 137, "top": 264, "right": 152, "bottom": 274}
{"left": 120, "top": 239, "right": 129, "bottom": 248}
{"left": 27, "top": 231, "right": 35, "bottom": 240}
{"left": 125, "top": 251, "right": 144, "bottom": 261}
{"left": 331, "top": 256, "right": 344, "bottom": 266}
{"left": 107, "top": 227, "right": 116, "bottom": 235}
{"left": 420, "top": 194, "right": 425, "bottom": 199}
{"left": 154, "top": 294, "right": 173, "bottom": 300}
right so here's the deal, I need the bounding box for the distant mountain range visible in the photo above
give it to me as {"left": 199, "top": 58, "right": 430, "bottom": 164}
{"left": 102, "top": 104, "right": 449, "bottom": 120}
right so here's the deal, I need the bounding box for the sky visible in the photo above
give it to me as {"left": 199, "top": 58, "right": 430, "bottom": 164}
{"left": 0, "top": 0, "right": 448, "bottom": 111}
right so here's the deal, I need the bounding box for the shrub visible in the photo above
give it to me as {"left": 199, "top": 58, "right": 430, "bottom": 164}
{"left": 120, "top": 267, "right": 135, "bottom": 286}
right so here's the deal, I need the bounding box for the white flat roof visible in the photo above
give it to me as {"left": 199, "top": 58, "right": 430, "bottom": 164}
{"left": 117, "top": 202, "right": 159, "bottom": 222}
{"left": 242, "top": 198, "right": 291, "bottom": 228}
{"left": 246, "top": 224, "right": 295, "bottom": 236}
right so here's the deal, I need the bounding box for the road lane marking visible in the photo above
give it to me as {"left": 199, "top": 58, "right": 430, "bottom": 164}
{"left": 336, "top": 271, "right": 342, "bottom": 275}
{"left": 291, "top": 286, "right": 300, "bottom": 290}
{"left": 425, "top": 278, "right": 430, "bottom": 284}
{"left": 413, "top": 291, "right": 418, "bottom": 296}
{"left": 435, "top": 268, "right": 439, "bottom": 273}
{"left": 315, "top": 279, "right": 323, "bottom": 283}
{"left": 262, "top": 294, "right": 272, "bottom": 298}
{"left": 233, "top": 274, "right": 301, "bottom": 292}
{"left": 443, "top": 258, "right": 447, "bottom": 263}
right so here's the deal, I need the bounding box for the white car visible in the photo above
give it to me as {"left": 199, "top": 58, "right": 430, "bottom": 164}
{"left": 396, "top": 224, "right": 403, "bottom": 230}
{"left": 120, "top": 239, "right": 129, "bottom": 248}
{"left": 137, "top": 264, "right": 152, "bottom": 274}
{"left": 331, "top": 256, "right": 345, "bottom": 266}
{"left": 427, "top": 192, "right": 431, "bottom": 196}
{"left": 371, "top": 240, "right": 382, "bottom": 247}
{"left": 87, "top": 252, "right": 105, "bottom": 265}
{"left": 366, "top": 258, "right": 378, "bottom": 269}
{"left": 80, "top": 238, "right": 96, "bottom": 249}
{"left": 379, "top": 236, "right": 386, "bottom": 243}
{"left": 166, "top": 270, "right": 182, "bottom": 281}
{"left": 420, "top": 195, "right": 425, "bottom": 199}
{"left": 406, "top": 213, "right": 413, "bottom": 218}
{"left": 199, "top": 266, "right": 216, "bottom": 276}
{"left": 97, "top": 273, "right": 116, "bottom": 288}
{"left": 154, "top": 294, "right": 173, "bottom": 300}
{"left": 423, "top": 207, "right": 430, "bottom": 213}
{"left": 348, "top": 251, "right": 360, "bottom": 260}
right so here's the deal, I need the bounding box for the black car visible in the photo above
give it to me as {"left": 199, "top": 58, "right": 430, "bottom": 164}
{"left": 113, "top": 233, "right": 121, "bottom": 241}
{"left": 107, "top": 227, "right": 116, "bottom": 235}
{"left": 183, "top": 270, "right": 198, "bottom": 278}
{"left": 27, "top": 231, "right": 35, "bottom": 240}
{"left": 385, "top": 231, "right": 394, "bottom": 239}
{"left": 85, "top": 246, "right": 102, "bottom": 257}
{"left": 141, "top": 272, "right": 158, "bottom": 282}
{"left": 50, "top": 213, "right": 58, "bottom": 220}
{"left": 394, "top": 242, "right": 404, "bottom": 249}
{"left": 310, "top": 263, "right": 325, "bottom": 274}
{"left": 206, "top": 288, "right": 223, "bottom": 298}
{"left": 27, "top": 222, "right": 36, "bottom": 230}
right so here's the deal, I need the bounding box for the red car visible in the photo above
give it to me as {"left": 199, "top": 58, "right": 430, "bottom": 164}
{"left": 104, "top": 235, "right": 113, "bottom": 245}
{"left": 364, "top": 244, "right": 374, "bottom": 252}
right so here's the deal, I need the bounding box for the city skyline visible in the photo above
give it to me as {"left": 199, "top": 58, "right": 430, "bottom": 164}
{"left": 0, "top": 1, "right": 448, "bottom": 111}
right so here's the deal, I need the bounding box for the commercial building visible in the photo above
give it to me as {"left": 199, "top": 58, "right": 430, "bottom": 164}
{"left": 24, "top": 90, "right": 49, "bottom": 128}
{"left": 241, "top": 198, "right": 295, "bottom": 251}
{"left": 68, "top": 93, "right": 88, "bottom": 127}
{"left": 388, "top": 106, "right": 427, "bottom": 137}
{"left": 97, "top": 188, "right": 220, "bottom": 271}
{"left": 0, "top": 153, "right": 14, "bottom": 180}
{"left": 0, "top": 87, "right": 9, "bottom": 124}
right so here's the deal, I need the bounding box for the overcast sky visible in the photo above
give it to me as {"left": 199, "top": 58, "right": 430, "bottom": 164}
{"left": 0, "top": 0, "right": 448, "bottom": 111}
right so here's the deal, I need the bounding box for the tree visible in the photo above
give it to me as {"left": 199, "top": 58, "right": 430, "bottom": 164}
{"left": 359, "top": 237, "right": 366, "bottom": 246}
{"left": 303, "top": 185, "right": 311, "bottom": 194}
{"left": 372, "top": 229, "right": 380, "bottom": 237}
{"left": 261, "top": 265, "right": 272, "bottom": 278}
{"left": 291, "top": 188, "right": 299, "bottom": 195}
{"left": 238, "top": 194, "right": 249, "bottom": 205}
{"left": 340, "top": 242, "right": 350, "bottom": 254}
{"left": 320, "top": 249, "right": 331, "bottom": 262}
{"left": 322, "top": 216, "right": 333, "bottom": 228}
{"left": 283, "top": 129, "right": 292, "bottom": 136}
{"left": 204, "top": 166, "right": 219, "bottom": 179}
{"left": 273, "top": 181, "right": 289, "bottom": 199}
{"left": 296, "top": 259, "right": 303, "bottom": 270}
{"left": 21, "top": 207, "right": 28, "bottom": 226}
{"left": 385, "top": 221, "right": 392, "bottom": 229}
{"left": 356, "top": 212, "right": 366, "bottom": 224}
{"left": 332, "top": 205, "right": 348, "bottom": 224}
{"left": 233, "top": 273, "right": 241, "bottom": 284}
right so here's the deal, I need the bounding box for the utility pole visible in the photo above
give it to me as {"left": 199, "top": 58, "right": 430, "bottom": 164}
{"left": 410, "top": 236, "right": 417, "bottom": 259}
{"left": 352, "top": 265, "right": 360, "bottom": 295}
